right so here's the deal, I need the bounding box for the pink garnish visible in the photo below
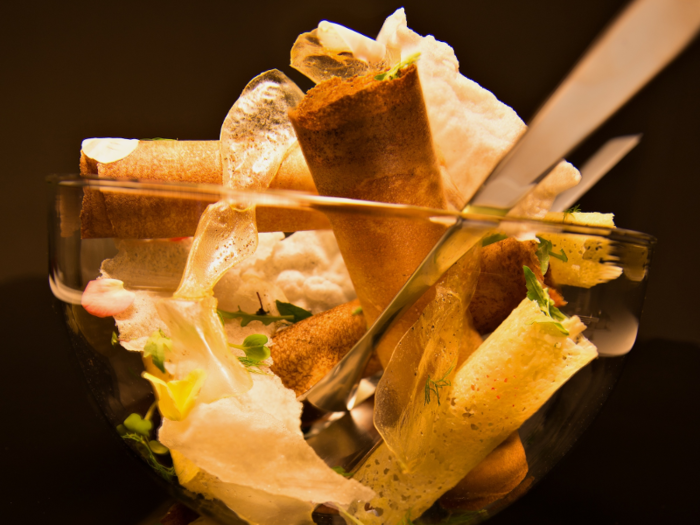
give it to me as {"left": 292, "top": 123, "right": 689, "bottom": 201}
{"left": 82, "top": 279, "right": 135, "bottom": 317}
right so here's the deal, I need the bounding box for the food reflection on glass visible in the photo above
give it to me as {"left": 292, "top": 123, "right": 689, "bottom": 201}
{"left": 51, "top": 8, "right": 655, "bottom": 525}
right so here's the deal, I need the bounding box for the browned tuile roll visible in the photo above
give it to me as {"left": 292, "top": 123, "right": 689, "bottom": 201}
{"left": 79, "top": 139, "right": 330, "bottom": 239}
{"left": 469, "top": 237, "right": 566, "bottom": 334}
{"left": 270, "top": 299, "right": 381, "bottom": 396}
{"left": 289, "top": 65, "right": 448, "bottom": 367}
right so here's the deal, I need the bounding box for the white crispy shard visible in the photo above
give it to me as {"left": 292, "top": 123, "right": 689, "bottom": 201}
{"left": 160, "top": 373, "right": 375, "bottom": 509}
{"left": 376, "top": 9, "right": 580, "bottom": 213}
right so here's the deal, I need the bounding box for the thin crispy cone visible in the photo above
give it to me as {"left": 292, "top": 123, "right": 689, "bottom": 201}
{"left": 79, "top": 140, "right": 329, "bottom": 238}
{"left": 289, "top": 66, "right": 448, "bottom": 367}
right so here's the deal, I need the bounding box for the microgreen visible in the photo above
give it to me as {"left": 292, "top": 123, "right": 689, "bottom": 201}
{"left": 375, "top": 52, "right": 421, "bottom": 81}
{"left": 425, "top": 362, "right": 455, "bottom": 406}
{"left": 331, "top": 466, "right": 353, "bottom": 477}
{"left": 523, "top": 266, "right": 569, "bottom": 335}
{"left": 123, "top": 412, "right": 153, "bottom": 437}
{"left": 481, "top": 232, "right": 508, "bottom": 247}
{"left": 351, "top": 306, "right": 363, "bottom": 315}
{"left": 143, "top": 329, "right": 171, "bottom": 373}
{"left": 230, "top": 334, "right": 271, "bottom": 373}
{"left": 564, "top": 203, "right": 581, "bottom": 216}
{"left": 121, "top": 432, "right": 176, "bottom": 481}
{"left": 535, "top": 236, "right": 568, "bottom": 274}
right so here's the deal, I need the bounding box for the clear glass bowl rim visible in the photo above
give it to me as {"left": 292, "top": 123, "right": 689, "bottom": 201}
{"left": 48, "top": 174, "right": 657, "bottom": 248}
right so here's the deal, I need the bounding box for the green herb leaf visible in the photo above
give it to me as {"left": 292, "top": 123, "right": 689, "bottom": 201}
{"left": 424, "top": 362, "right": 455, "bottom": 406}
{"left": 564, "top": 203, "right": 581, "bottom": 216}
{"left": 121, "top": 432, "right": 175, "bottom": 481}
{"left": 375, "top": 52, "right": 421, "bottom": 81}
{"left": 111, "top": 331, "right": 119, "bottom": 346}
{"left": 230, "top": 334, "right": 271, "bottom": 373}
{"left": 523, "top": 266, "right": 569, "bottom": 334}
{"left": 351, "top": 306, "right": 363, "bottom": 315}
{"left": 218, "top": 307, "right": 293, "bottom": 327}
{"left": 275, "top": 300, "right": 312, "bottom": 323}
{"left": 140, "top": 137, "right": 178, "bottom": 141}
{"left": 331, "top": 466, "right": 353, "bottom": 477}
{"left": 527, "top": 317, "right": 570, "bottom": 335}
{"left": 535, "top": 236, "right": 568, "bottom": 274}
{"left": 123, "top": 413, "right": 153, "bottom": 437}
{"left": 482, "top": 232, "right": 508, "bottom": 247}
{"left": 143, "top": 329, "right": 171, "bottom": 373}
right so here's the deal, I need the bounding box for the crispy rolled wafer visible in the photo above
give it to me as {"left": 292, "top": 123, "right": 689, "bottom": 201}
{"left": 79, "top": 139, "right": 330, "bottom": 238}
{"left": 270, "top": 299, "right": 381, "bottom": 396}
{"left": 289, "top": 65, "right": 448, "bottom": 367}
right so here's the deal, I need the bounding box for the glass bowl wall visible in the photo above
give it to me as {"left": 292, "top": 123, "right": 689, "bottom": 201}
{"left": 48, "top": 175, "right": 655, "bottom": 525}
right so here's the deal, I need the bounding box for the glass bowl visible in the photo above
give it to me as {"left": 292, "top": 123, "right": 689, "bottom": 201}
{"left": 48, "top": 175, "right": 655, "bottom": 525}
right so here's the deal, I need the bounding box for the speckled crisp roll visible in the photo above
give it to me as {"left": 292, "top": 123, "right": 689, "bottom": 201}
{"left": 289, "top": 65, "right": 448, "bottom": 366}
{"left": 79, "top": 140, "right": 330, "bottom": 238}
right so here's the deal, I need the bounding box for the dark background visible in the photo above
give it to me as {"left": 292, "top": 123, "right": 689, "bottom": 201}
{"left": 1, "top": 1, "right": 698, "bottom": 523}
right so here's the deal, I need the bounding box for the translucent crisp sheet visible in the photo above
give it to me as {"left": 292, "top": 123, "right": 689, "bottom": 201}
{"left": 373, "top": 246, "right": 482, "bottom": 473}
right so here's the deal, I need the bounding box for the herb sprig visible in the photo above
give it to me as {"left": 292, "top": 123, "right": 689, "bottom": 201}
{"left": 523, "top": 266, "right": 569, "bottom": 335}
{"left": 375, "top": 52, "right": 421, "bottom": 81}
{"left": 535, "top": 236, "right": 568, "bottom": 274}
{"left": 218, "top": 299, "right": 312, "bottom": 328}
{"left": 424, "top": 363, "right": 455, "bottom": 406}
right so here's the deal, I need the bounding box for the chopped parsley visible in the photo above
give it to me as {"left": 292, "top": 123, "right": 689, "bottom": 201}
{"left": 523, "top": 266, "right": 569, "bottom": 335}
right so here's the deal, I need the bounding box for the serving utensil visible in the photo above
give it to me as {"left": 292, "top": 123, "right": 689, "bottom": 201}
{"left": 301, "top": 0, "right": 700, "bottom": 415}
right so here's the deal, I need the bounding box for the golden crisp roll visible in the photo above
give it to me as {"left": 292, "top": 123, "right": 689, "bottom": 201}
{"left": 289, "top": 65, "right": 448, "bottom": 366}
{"left": 347, "top": 299, "right": 598, "bottom": 524}
{"left": 79, "top": 140, "right": 330, "bottom": 238}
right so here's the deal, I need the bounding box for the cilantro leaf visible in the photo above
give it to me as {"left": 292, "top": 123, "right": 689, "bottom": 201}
{"left": 482, "top": 232, "right": 508, "bottom": 247}
{"left": 375, "top": 52, "right": 421, "bottom": 81}
{"left": 143, "top": 329, "right": 171, "bottom": 373}
{"left": 275, "top": 300, "right": 312, "bottom": 323}
{"left": 523, "top": 266, "right": 569, "bottom": 335}
{"left": 564, "top": 203, "right": 581, "bottom": 216}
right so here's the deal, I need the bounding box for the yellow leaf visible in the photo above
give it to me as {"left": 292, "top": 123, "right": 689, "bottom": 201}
{"left": 143, "top": 369, "right": 206, "bottom": 421}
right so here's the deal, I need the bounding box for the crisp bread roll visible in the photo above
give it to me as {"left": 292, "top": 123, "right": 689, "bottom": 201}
{"left": 79, "top": 139, "right": 330, "bottom": 238}
{"left": 289, "top": 65, "right": 448, "bottom": 367}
